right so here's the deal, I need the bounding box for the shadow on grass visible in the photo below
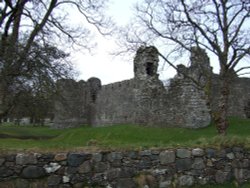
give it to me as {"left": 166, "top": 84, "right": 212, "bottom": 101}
{"left": 0, "top": 133, "right": 56, "bottom": 140}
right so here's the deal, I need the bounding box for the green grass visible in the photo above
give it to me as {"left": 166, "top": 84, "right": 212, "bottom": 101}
{"left": 0, "top": 117, "right": 249, "bottom": 152}
{"left": 192, "top": 181, "right": 250, "bottom": 188}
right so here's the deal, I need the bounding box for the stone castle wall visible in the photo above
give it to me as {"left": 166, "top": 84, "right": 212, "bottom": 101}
{"left": 93, "top": 76, "right": 211, "bottom": 128}
{"left": 211, "top": 76, "right": 250, "bottom": 118}
{"left": 93, "top": 79, "right": 138, "bottom": 126}
{"left": 53, "top": 79, "right": 88, "bottom": 128}
{"left": 0, "top": 147, "right": 250, "bottom": 187}
{"left": 53, "top": 46, "right": 250, "bottom": 129}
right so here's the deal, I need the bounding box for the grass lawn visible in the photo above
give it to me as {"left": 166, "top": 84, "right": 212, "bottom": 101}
{"left": 193, "top": 181, "right": 250, "bottom": 188}
{"left": 0, "top": 117, "right": 249, "bottom": 152}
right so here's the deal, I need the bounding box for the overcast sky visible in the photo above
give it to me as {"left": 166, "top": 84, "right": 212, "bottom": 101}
{"left": 74, "top": 0, "right": 177, "bottom": 85}
{"left": 73, "top": 0, "right": 249, "bottom": 85}
{"left": 72, "top": 0, "right": 135, "bottom": 85}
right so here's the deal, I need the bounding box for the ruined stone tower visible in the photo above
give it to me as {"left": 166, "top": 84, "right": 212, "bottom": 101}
{"left": 134, "top": 46, "right": 159, "bottom": 80}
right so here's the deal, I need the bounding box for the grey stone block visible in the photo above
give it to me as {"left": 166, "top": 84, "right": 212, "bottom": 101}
{"left": 176, "top": 159, "right": 192, "bottom": 171}
{"left": 16, "top": 153, "right": 37, "bottom": 165}
{"left": 192, "top": 148, "right": 205, "bottom": 157}
{"left": 68, "top": 153, "right": 91, "bottom": 167}
{"left": 159, "top": 151, "right": 175, "bottom": 164}
{"left": 192, "top": 158, "right": 205, "bottom": 170}
{"left": 21, "top": 166, "right": 46, "bottom": 179}
{"left": 177, "top": 149, "right": 191, "bottom": 158}
{"left": 178, "top": 175, "right": 194, "bottom": 187}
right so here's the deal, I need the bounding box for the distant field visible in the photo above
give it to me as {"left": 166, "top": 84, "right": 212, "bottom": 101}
{"left": 0, "top": 117, "right": 249, "bottom": 152}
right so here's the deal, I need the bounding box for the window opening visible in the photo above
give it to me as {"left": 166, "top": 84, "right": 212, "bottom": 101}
{"left": 146, "top": 62, "right": 154, "bottom": 76}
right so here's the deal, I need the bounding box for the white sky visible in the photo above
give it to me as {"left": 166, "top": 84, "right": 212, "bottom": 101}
{"left": 73, "top": 0, "right": 136, "bottom": 85}
{"left": 73, "top": 1, "right": 249, "bottom": 85}
{"left": 73, "top": 0, "right": 177, "bottom": 85}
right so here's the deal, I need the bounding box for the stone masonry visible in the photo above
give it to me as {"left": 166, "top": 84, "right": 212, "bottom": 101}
{"left": 53, "top": 46, "right": 250, "bottom": 128}
{"left": 0, "top": 147, "right": 250, "bottom": 187}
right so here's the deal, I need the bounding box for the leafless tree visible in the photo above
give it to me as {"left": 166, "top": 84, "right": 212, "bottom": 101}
{"left": 0, "top": 0, "right": 113, "bottom": 120}
{"left": 117, "top": 0, "right": 250, "bottom": 135}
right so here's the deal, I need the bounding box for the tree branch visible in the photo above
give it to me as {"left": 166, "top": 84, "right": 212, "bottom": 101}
{"left": 23, "top": 0, "right": 58, "bottom": 55}
{"left": 180, "top": 0, "right": 222, "bottom": 57}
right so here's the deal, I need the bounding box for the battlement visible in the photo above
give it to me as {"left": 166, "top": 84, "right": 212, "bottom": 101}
{"left": 134, "top": 46, "right": 159, "bottom": 80}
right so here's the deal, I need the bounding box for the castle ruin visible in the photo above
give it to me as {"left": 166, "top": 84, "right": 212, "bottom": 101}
{"left": 53, "top": 46, "right": 250, "bottom": 129}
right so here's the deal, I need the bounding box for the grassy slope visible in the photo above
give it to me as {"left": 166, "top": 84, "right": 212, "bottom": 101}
{"left": 0, "top": 117, "right": 249, "bottom": 151}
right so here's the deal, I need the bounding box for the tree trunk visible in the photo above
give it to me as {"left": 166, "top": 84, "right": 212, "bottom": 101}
{"left": 215, "top": 73, "right": 230, "bottom": 135}
{"left": 0, "top": 82, "right": 6, "bottom": 120}
{"left": 0, "top": 80, "right": 13, "bottom": 122}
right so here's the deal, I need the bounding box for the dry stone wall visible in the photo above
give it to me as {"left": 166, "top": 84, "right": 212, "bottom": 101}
{"left": 0, "top": 147, "right": 250, "bottom": 187}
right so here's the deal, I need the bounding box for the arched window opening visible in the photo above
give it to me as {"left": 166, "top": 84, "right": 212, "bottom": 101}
{"left": 146, "top": 62, "right": 154, "bottom": 76}
{"left": 91, "top": 94, "right": 96, "bottom": 103}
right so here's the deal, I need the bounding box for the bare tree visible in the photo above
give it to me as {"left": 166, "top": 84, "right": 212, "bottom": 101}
{"left": 117, "top": 0, "right": 250, "bottom": 135}
{"left": 0, "top": 0, "right": 113, "bottom": 120}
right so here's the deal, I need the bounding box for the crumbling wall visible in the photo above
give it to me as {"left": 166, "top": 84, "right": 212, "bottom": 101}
{"left": 165, "top": 78, "right": 211, "bottom": 128}
{"left": 52, "top": 46, "right": 250, "bottom": 129}
{"left": 94, "top": 46, "right": 211, "bottom": 128}
{"left": 53, "top": 77, "right": 102, "bottom": 128}
{"left": 94, "top": 80, "right": 136, "bottom": 125}
{"left": 165, "top": 47, "right": 212, "bottom": 128}
{"left": 53, "top": 79, "right": 88, "bottom": 128}
{"left": 211, "top": 76, "right": 250, "bottom": 118}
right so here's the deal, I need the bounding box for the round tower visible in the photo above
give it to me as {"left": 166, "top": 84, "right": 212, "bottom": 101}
{"left": 134, "top": 46, "right": 159, "bottom": 80}
{"left": 87, "top": 77, "right": 101, "bottom": 103}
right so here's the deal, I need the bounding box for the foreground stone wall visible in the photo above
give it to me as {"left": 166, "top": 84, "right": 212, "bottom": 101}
{"left": 0, "top": 147, "right": 250, "bottom": 188}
